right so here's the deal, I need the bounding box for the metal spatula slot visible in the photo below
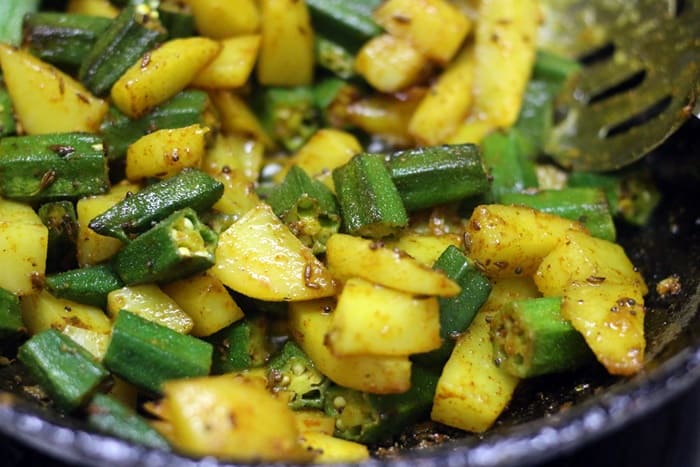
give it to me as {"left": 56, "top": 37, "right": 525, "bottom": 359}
{"left": 540, "top": 0, "right": 700, "bottom": 171}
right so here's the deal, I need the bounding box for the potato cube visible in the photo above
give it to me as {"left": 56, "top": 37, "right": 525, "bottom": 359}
{"left": 107, "top": 284, "right": 194, "bottom": 334}
{"left": 211, "top": 204, "right": 337, "bottom": 301}
{"left": 186, "top": 0, "right": 260, "bottom": 38}
{"left": 354, "top": 34, "right": 428, "bottom": 93}
{"left": 465, "top": 204, "right": 587, "bottom": 278}
{"left": 162, "top": 374, "right": 311, "bottom": 462}
{"left": 126, "top": 125, "right": 209, "bottom": 181}
{"left": 20, "top": 290, "right": 111, "bottom": 336}
{"left": 374, "top": 0, "right": 471, "bottom": 64}
{"left": 191, "top": 35, "right": 261, "bottom": 89}
{"left": 162, "top": 273, "right": 244, "bottom": 337}
{"left": 327, "top": 277, "right": 441, "bottom": 356}
{"left": 0, "top": 199, "right": 48, "bottom": 295}
{"left": 325, "top": 234, "right": 460, "bottom": 297}
{"left": 300, "top": 432, "right": 370, "bottom": 463}
{"left": 289, "top": 299, "right": 412, "bottom": 394}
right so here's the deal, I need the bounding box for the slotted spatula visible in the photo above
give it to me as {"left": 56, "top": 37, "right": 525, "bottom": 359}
{"left": 539, "top": 0, "right": 700, "bottom": 171}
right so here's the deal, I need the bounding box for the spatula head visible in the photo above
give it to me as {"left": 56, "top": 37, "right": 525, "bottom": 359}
{"left": 540, "top": 0, "right": 700, "bottom": 171}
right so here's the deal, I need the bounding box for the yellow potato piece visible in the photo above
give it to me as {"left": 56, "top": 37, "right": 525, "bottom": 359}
{"left": 289, "top": 298, "right": 412, "bottom": 394}
{"left": 354, "top": 34, "right": 428, "bottom": 93}
{"left": 62, "top": 325, "right": 110, "bottom": 360}
{"left": 535, "top": 230, "right": 648, "bottom": 297}
{"left": 374, "top": 0, "right": 471, "bottom": 64}
{"left": 209, "top": 170, "right": 262, "bottom": 221}
{"left": 191, "top": 35, "right": 261, "bottom": 89}
{"left": 0, "top": 199, "right": 48, "bottom": 295}
{"left": 257, "top": 0, "right": 314, "bottom": 86}
{"left": 162, "top": 374, "right": 311, "bottom": 462}
{"left": 300, "top": 432, "right": 370, "bottom": 463}
{"left": 409, "top": 45, "right": 476, "bottom": 145}
{"left": 210, "top": 90, "right": 274, "bottom": 148}
{"left": 111, "top": 37, "right": 220, "bottom": 118}
{"left": 126, "top": 124, "right": 209, "bottom": 181}
{"left": 203, "top": 132, "right": 264, "bottom": 182}
{"left": 562, "top": 282, "right": 645, "bottom": 376}
{"left": 67, "top": 0, "right": 119, "bottom": 17}
{"left": 326, "top": 234, "right": 460, "bottom": 297}
{"left": 162, "top": 272, "right": 244, "bottom": 337}
{"left": 327, "top": 277, "right": 441, "bottom": 356}
{"left": 293, "top": 410, "right": 335, "bottom": 436}
{"left": 107, "top": 284, "right": 194, "bottom": 334}
{"left": 0, "top": 44, "right": 107, "bottom": 134}
{"left": 76, "top": 183, "right": 139, "bottom": 267}
{"left": 185, "top": 0, "right": 260, "bottom": 38}
{"left": 20, "top": 290, "right": 112, "bottom": 337}
{"left": 385, "top": 233, "right": 462, "bottom": 266}
{"left": 431, "top": 277, "right": 538, "bottom": 432}
{"left": 465, "top": 204, "right": 587, "bottom": 278}
{"left": 211, "top": 204, "right": 337, "bottom": 301}
{"left": 470, "top": 0, "right": 540, "bottom": 127}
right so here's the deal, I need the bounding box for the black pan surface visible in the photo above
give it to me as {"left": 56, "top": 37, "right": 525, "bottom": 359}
{"left": 0, "top": 118, "right": 698, "bottom": 467}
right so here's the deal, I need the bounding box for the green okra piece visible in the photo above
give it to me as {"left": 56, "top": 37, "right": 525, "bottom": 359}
{"left": 18, "top": 328, "right": 110, "bottom": 412}
{"left": 532, "top": 49, "right": 582, "bottom": 86}
{"left": 490, "top": 297, "right": 593, "bottom": 378}
{"left": 0, "top": 133, "right": 109, "bottom": 202}
{"left": 22, "top": 12, "right": 111, "bottom": 69}
{"left": 158, "top": 4, "right": 196, "bottom": 39}
{"left": 324, "top": 365, "right": 439, "bottom": 443}
{"left": 267, "top": 165, "right": 341, "bottom": 254}
{"left": 88, "top": 168, "right": 223, "bottom": 242}
{"left": 501, "top": 188, "right": 617, "bottom": 241}
{"left": 413, "top": 245, "right": 492, "bottom": 367}
{"left": 254, "top": 85, "right": 319, "bottom": 152}
{"left": 312, "top": 77, "right": 361, "bottom": 128}
{"left": 384, "top": 144, "right": 490, "bottom": 211}
{"left": 567, "top": 169, "right": 660, "bottom": 226}
{"left": 0, "top": 78, "right": 16, "bottom": 137}
{"left": 209, "top": 313, "right": 270, "bottom": 374}
{"left": 306, "top": 0, "right": 382, "bottom": 53}
{"left": 112, "top": 208, "right": 217, "bottom": 285}
{"left": 0, "top": 287, "right": 25, "bottom": 339}
{"left": 268, "top": 341, "right": 329, "bottom": 411}
{"left": 480, "top": 129, "right": 538, "bottom": 203}
{"left": 514, "top": 79, "right": 559, "bottom": 160}
{"left": 315, "top": 35, "right": 356, "bottom": 79}
{"left": 87, "top": 393, "right": 171, "bottom": 450}
{"left": 0, "top": 0, "right": 40, "bottom": 46}
{"left": 103, "top": 310, "right": 213, "bottom": 394}
{"left": 79, "top": 5, "right": 166, "bottom": 96}
{"left": 333, "top": 153, "right": 408, "bottom": 238}
{"left": 45, "top": 263, "right": 124, "bottom": 309}
{"left": 100, "top": 90, "right": 211, "bottom": 161}
{"left": 38, "top": 201, "right": 79, "bottom": 271}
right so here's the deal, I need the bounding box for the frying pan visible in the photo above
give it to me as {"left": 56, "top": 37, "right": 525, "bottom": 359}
{"left": 0, "top": 118, "right": 698, "bottom": 467}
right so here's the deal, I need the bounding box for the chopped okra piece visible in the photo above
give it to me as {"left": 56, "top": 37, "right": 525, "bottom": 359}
{"left": 89, "top": 168, "right": 223, "bottom": 243}
{"left": 157, "top": 4, "right": 196, "bottom": 39}
{"left": 490, "top": 297, "right": 593, "bottom": 378}
{"left": 103, "top": 310, "right": 213, "bottom": 394}
{"left": 100, "top": 90, "right": 211, "bottom": 161}
{"left": 501, "top": 188, "right": 617, "bottom": 241}
{"left": 268, "top": 341, "right": 329, "bottom": 411}
{"left": 384, "top": 144, "right": 490, "bottom": 211}
{"left": 87, "top": 393, "right": 171, "bottom": 450}
{"left": 314, "top": 36, "right": 356, "bottom": 79}
{"left": 254, "top": 86, "right": 319, "bottom": 152}
{"left": 267, "top": 165, "right": 341, "bottom": 254}
{"left": 38, "top": 200, "right": 79, "bottom": 270}
{"left": 306, "top": 0, "right": 383, "bottom": 53}
{"left": 0, "top": 287, "right": 25, "bottom": 339}
{"left": 209, "top": 314, "right": 270, "bottom": 374}
{"left": 480, "top": 129, "right": 539, "bottom": 203}
{"left": 18, "top": 328, "right": 110, "bottom": 412}
{"left": 79, "top": 5, "right": 166, "bottom": 96}
{"left": 112, "top": 208, "right": 217, "bottom": 285}
{"left": 0, "top": 133, "right": 109, "bottom": 202}
{"left": 45, "top": 263, "right": 124, "bottom": 309}
{"left": 413, "top": 245, "right": 492, "bottom": 367}
{"left": 324, "top": 366, "right": 439, "bottom": 444}
{"left": 0, "top": 0, "right": 40, "bottom": 46}
{"left": 333, "top": 153, "right": 408, "bottom": 238}
{"left": 23, "top": 12, "right": 111, "bottom": 70}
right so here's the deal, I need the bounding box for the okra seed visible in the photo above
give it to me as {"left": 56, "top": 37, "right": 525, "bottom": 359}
{"left": 177, "top": 247, "right": 191, "bottom": 257}
{"left": 292, "top": 363, "right": 305, "bottom": 376}
{"left": 333, "top": 396, "right": 347, "bottom": 409}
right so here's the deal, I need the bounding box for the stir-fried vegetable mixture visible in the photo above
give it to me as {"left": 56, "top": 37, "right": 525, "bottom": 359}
{"left": 0, "top": 0, "right": 662, "bottom": 463}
